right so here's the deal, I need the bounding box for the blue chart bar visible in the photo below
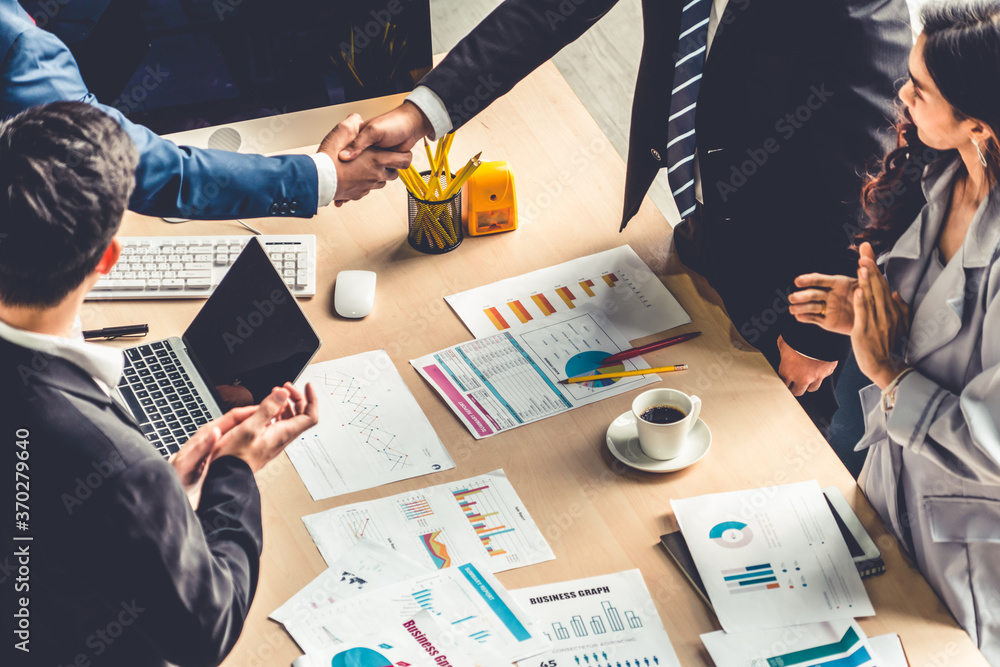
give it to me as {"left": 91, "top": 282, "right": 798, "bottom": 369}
{"left": 590, "top": 616, "right": 606, "bottom": 634}
{"left": 469, "top": 630, "right": 491, "bottom": 643}
{"left": 625, "top": 611, "right": 643, "bottom": 629}
{"left": 602, "top": 601, "right": 625, "bottom": 632}
{"left": 552, "top": 622, "right": 570, "bottom": 640}
{"left": 571, "top": 615, "right": 587, "bottom": 637}
{"left": 413, "top": 589, "right": 435, "bottom": 612}
{"left": 722, "top": 563, "right": 780, "bottom": 595}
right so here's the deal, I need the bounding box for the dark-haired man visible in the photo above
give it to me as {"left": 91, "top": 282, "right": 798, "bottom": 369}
{"left": 0, "top": 102, "right": 318, "bottom": 666}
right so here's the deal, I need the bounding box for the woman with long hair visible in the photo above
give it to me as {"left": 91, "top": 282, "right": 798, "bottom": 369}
{"left": 789, "top": 1, "right": 1000, "bottom": 659}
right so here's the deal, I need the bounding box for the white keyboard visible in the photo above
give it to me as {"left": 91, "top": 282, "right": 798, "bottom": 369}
{"left": 86, "top": 235, "right": 316, "bottom": 300}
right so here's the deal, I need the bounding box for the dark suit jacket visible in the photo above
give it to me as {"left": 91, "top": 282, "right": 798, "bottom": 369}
{"left": 0, "top": 337, "right": 262, "bottom": 667}
{"left": 0, "top": 0, "right": 319, "bottom": 220}
{"left": 419, "top": 0, "right": 912, "bottom": 361}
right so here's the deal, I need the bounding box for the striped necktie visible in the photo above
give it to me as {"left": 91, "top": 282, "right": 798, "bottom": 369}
{"left": 666, "top": 0, "right": 712, "bottom": 220}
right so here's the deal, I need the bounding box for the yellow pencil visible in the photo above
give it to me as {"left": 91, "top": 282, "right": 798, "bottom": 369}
{"left": 558, "top": 364, "right": 688, "bottom": 384}
{"left": 440, "top": 152, "right": 482, "bottom": 200}
{"left": 423, "top": 137, "right": 435, "bottom": 170}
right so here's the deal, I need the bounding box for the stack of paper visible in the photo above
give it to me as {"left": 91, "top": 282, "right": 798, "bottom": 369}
{"left": 274, "top": 541, "right": 549, "bottom": 666}
{"left": 670, "top": 481, "right": 904, "bottom": 665}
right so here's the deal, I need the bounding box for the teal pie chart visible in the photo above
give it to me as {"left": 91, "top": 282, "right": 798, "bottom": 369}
{"left": 330, "top": 648, "right": 394, "bottom": 667}
{"left": 565, "top": 351, "right": 626, "bottom": 388}
{"left": 709, "top": 521, "right": 754, "bottom": 548}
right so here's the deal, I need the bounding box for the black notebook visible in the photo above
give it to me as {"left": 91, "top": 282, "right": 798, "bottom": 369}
{"left": 661, "top": 487, "right": 885, "bottom": 611}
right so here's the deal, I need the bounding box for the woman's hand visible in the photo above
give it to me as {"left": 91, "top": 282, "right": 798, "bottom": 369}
{"left": 851, "top": 245, "right": 911, "bottom": 388}
{"left": 789, "top": 273, "right": 858, "bottom": 335}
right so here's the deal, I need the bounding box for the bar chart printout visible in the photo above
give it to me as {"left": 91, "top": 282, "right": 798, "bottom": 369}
{"left": 447, "top": 245, "right": 691, "bottom": 339}
{"left": 671, "top": 481, "right": 874, "bottom": 633}
{"left": 302, "top": 469, "right": 555, "bottom": 574}
{"left": 411, "top": 312, "right": 655, "bottom": 439}
{"left": 509, "top": 570, "right": 682, "bottom": 667}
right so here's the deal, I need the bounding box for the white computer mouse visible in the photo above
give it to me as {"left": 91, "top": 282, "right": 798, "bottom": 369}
{"left": 334, "top": 270, "right": 377, "bottom": 318}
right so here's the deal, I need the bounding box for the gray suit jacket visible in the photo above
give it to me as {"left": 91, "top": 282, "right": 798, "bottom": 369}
{"left": 857, "top": 156, "right": 1000, "bottom": 662}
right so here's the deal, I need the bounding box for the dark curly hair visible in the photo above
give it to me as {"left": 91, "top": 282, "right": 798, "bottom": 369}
{"left": 858, "top": 0, "right": 1000, "bottom": 253}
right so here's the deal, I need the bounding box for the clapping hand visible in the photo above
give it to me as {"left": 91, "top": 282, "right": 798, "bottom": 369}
{"left": 851, "top": 243, "right": 911, "bottom": 388}
{"left": 170, "top": 383, "right": 318, "bottom": 508}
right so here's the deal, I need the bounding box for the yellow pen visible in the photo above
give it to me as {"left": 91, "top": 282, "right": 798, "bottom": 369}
{"left": 558, "top": 364, "right": 688, "bottom": 384}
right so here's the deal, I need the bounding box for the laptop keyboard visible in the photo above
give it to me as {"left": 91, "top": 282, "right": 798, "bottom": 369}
{"left": 117, "top": 341, "right": 212, "bottom": 457}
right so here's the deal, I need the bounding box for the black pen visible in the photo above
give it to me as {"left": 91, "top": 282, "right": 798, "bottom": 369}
{"left": 83, "top": 324, "right": 149, "bottom": 341}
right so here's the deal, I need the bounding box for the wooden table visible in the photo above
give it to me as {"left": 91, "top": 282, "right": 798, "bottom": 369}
{"left": 97, "top": 61, "right": 987, "bottom": 666}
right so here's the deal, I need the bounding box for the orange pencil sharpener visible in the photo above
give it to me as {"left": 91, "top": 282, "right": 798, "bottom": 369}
{"left": 463, "top": 161, "right": 518, "bottom": 236}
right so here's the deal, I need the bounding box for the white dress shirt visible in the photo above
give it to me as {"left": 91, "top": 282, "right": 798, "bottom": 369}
{"left": 405, "top": 0, "right": 730, "bottom": 194}
{"left": 0, "top": 315, "right": 123, "bottom": 395}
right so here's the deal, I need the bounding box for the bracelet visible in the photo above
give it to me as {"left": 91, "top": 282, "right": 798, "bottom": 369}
{"left": 881, "top": 368, "right": 915, "bottom": 412}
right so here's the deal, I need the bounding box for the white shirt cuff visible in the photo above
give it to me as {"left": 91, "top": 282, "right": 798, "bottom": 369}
{"left": 406, "top": 86, "right": 452, "bottom": 141}
{"left": 310, "top": 151, "right": 337, "bottom": 207}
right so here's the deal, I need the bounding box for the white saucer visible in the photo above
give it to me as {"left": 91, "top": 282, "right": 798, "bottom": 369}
{"left": 606, "top": 411, "right": 711, "bottom": 473}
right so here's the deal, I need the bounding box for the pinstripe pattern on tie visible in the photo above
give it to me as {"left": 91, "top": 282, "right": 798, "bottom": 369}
{"left": 666, "top": 0, "right": 712, "bottom": 219}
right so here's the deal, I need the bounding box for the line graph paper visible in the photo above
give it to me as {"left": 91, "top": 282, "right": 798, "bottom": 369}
{"left": 286, "top": 351, "right": 455, "bottom": 500}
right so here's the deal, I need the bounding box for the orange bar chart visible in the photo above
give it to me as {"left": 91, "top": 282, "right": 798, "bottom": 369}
{"left": 531, "top": 293, "right": 557, "bottom": 316}
{"left": 507, "top": 300, "right": 532, "bottom": 324}
{"left": 602, "top": 273, "right": 619, "bottom": 287}
{"left": 483, "top": 306, "right": 510, "bottom": 331}
{"left": 579, "top": 279, "right": 596, "bottom": 297}
{"left": 556, "top": 286, "right": 577, "bottom": 309}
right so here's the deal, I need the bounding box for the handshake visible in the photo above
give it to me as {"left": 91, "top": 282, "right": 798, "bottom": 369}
{"left": 318, "top": 101, "right": 435, "bottom": 207}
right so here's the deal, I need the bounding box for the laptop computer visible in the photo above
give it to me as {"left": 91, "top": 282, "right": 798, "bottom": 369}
{"left": 115, "top": 237, "right": 322, "bottom": 457}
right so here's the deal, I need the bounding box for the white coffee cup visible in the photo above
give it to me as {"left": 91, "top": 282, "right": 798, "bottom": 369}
{"left": 631, "top": 388, "right": 702, "bottom": 460}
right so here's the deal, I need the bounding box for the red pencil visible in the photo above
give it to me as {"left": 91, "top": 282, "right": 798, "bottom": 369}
{"left": 602, "top": 331, "right": 702, "bottom": 364}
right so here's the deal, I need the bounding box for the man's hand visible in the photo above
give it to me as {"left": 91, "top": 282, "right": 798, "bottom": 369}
{"left": 777, "top": 335, "right": 838, "bottom": 397}
{"left": 170, "top": 404, "right": 259, "bottom": 508}
{"left": 214, "top": 383, "right": 319, "bottom": 473}
{"left": 789, "top": 273, "right": 857, "bottom": 335}
{"left": 317, "top": 113, "right": 412, "bottom": 206}
{"left": 338, "top": 101, "right": 434, "bottom": 161}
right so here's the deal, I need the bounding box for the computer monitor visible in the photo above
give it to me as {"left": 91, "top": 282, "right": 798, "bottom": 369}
{"left": 29, "top": 0, "right": 432, "bottom": 153}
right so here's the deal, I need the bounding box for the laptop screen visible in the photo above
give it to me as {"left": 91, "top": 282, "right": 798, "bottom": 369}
{"left": 183, "top": 237, "right": 321, "bottom": 411}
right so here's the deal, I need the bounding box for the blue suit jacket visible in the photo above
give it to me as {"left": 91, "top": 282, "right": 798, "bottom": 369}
{"left": 0, "top": 0, "right": 320, "bottom": 219}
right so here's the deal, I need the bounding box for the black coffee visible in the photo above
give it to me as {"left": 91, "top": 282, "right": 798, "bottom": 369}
{"left": 640, "top": 405, "right": 686, "bottom": 424}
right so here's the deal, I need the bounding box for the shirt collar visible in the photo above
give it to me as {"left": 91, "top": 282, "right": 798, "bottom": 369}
{"left": 0, "top": 316, "right": 124, "bottom": 392}
{"left": 886, "top": 155, "right": 1000, "bottom": 268}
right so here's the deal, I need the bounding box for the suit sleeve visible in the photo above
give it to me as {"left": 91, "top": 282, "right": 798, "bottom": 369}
{"left": 96, "top": 456, "right": 262, "bottom": 667}
{"left": 0, "top": 25, "right": 320, "bottom": 219}
{"left": 777, "top": 0, "right": 911, "bottom": 359}
{"left": 419, "top": 0, "right": 620, "bottom": 130}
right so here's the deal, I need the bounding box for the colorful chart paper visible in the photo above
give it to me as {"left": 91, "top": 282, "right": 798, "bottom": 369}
{"left": 446, "top": 245, "right": 690, "bottom": 340}
{"left": 302, "top": 469, "right": 554, "bottom": 574}
{"left": 672, "top": 481, "right": 874, "bottom": 633}
{"left": 412, "top": 312, "right": 656, "bottom": 438}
